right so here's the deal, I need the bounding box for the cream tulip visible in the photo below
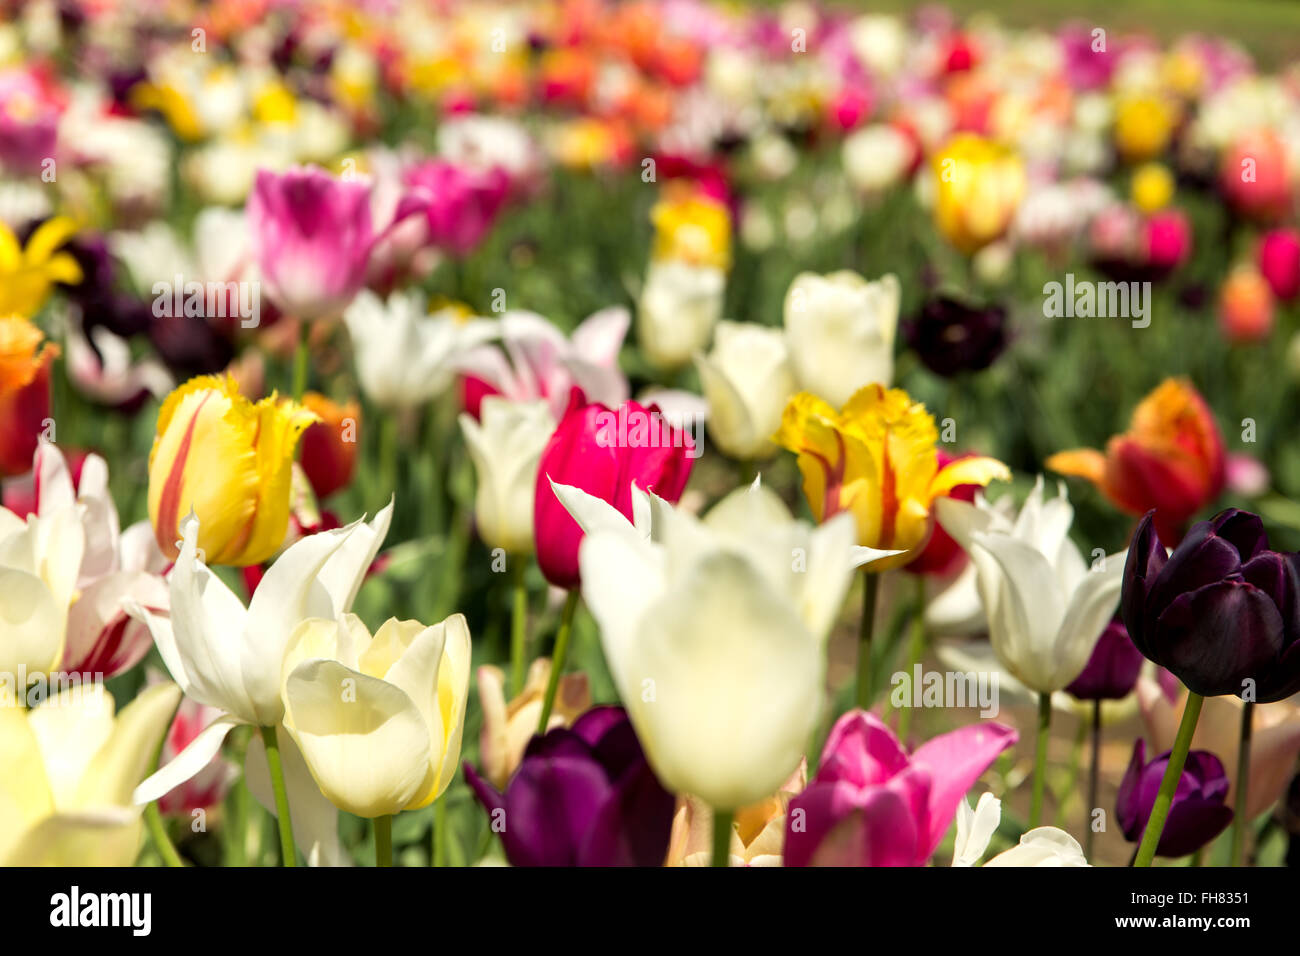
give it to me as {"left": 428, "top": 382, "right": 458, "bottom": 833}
{"left": 0, "top": 500, "right": 84, "bottom": 678}
{"left": 0, "top": 681, "right": 180, "bottom": 866}
{"left": 783, "top": 271, "right": 899, "bottom": 407}
{"left": 952, "top": 792, "right": 1089, "bottom": 867}
{"left": 458, "top": 396, "right": 554, "bottom": 554}
{"left": 280, "top": 613, "right": 471, "bottom": 818}
{"left": 552, "top": 477, "right": 898, "bottom": 811}
{"left": 936, "top": 478, "right": 1125, "bottom": 694}
{"left": 636, "top": 260, "right": 725, "bottom": 371}
{"left": 694, "top": 321, "right": 796, "bottom": 461}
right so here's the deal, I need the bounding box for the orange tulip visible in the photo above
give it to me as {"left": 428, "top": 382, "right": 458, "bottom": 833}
{"left": 298, "top": 392, "right": 360, "bottom": 500}
{"left": 0, "top": 316, "right": 58, "bottom": 477}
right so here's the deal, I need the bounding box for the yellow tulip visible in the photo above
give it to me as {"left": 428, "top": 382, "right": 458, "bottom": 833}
{"left": 930, "top": 134, "right": 1026, "bottom": 255}
{"left": 1113, "top": 93, "right": 1178, "bottom": 163}
{"left": 0, "top": 217, "right": 83, "bottom": 317}
{"left": 281, "top": 613, "right": 472, "bottom": 818}
{"left": 650, "top": 186, "right": 732, "bottom": 271}
{"left": 1131, "top": 162, "right": 1175, "bottom": 214}
{"left": 774, "top": 384, "right": 1010, "bottom": 571}
{"left": 148, "top": 374, "right": 318, "bottom": 566}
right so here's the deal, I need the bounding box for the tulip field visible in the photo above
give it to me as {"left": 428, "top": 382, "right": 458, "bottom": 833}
{"left": 4, "top": 0, "right": 1300, "bottom": 884}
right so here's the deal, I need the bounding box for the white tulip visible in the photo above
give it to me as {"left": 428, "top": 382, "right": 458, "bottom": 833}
{"left": 843, "top": 124, "right": 913, "bottom": 194}
{"left": 343, "top": 289, "right": 497, "bottom": 409}
{"left": 281, "top": 613, "right": 471, "bottom": 818}
{"left": 636, "top": 260, "right": 725, "bottom": 370}
{"left": 694, "top": 321, "right": 796, "bottom": 461}
{"left": 552, "top": 476, "right": 898, "bottom": 810}
{"left": 0, "top": 498, "right": 83, "bottom": 677}
{"left": 783, "top": 271, "right": 898, "bottom": 407}
{"left": 935, "top": 478, "right": 1125, "bottom": 694}
{"left": 459, "top": 397, "right": 554, "bottom": 555}
{"left": 952, "top": 792, "right": 1089, "bottom": 867}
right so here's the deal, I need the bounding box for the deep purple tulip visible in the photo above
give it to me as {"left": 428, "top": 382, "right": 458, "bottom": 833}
{"left": 1066, "top": 617, "right": 1145, "bottom": 701}
{"left": 1117, "top": 739, "right": 1233, "bottom": 858}
{"left": 1121, "top": 508, "right": 1300, "bottom": 702}
{"left": 903, "top": 295, "right": 1008, "bottom": 378}
{"left": 464, "top": 706, "right": 674, "bottom": 867}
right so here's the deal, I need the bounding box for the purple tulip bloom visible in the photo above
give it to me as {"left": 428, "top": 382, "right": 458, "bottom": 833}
{"left": 1121, "top": 508, "right": 1300, "bottom": 702}
{"left": 903, "top": 295, "right": 1008, "bottom": 378}
{"left": 1066, "top": 617, "right": 1145, "bottom": 701}
{"left": 1117, "top": 739, "right": 1233, "bottom": 858}
{"left": 464, "top": 706, "right": 675, "bottom": 867}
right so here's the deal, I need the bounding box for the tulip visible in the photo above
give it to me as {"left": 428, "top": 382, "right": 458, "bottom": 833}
{"left": 636, "top": 259, "right": 725, "bottom": 371}
{"left": 1113, "top": 94, "right": 1177, "bottom": 163}
{"left": 1066, "top": 618, "right": 1145, "bottom": 702}
{"left": 403, "top": 158, "right": 510, "bottom": 258}
{"left": 0, "top": 499, "right": 83, "bottom": 680}
{"left": 0, "top": 316, "right": 58, "bottom": 477}
{"left": 1131, "top": 162, "right": 1175, "bottom": 214}
{"left": 649, "top": 187, "right": 731, "bottom": 271}
{"left": 842, "top": 123, "right": 916, "bottom": 194}
{"left": 1219, "top": 128, "right": 1291, "bottom": 222}
{"left": 1117, "top": 740, "right": 1233, "bottom": 858}
{"left": 456, "top": 306, "right": 631, "bottom": 420}
{"left": 0, "top": 217, "right": 83, "bottom": 316}
{"left": 156, "top": 690, "right": 239, "bottom": 816}
{"left": 665, "top": 763, "right": 806, "bottom": 867}
{"left": 0, "top": 681, "right": 181, "bottom": 866}
{"left": 459, "top": 396, "right": 554, "bottom": 555}
{"left": 298, "top": 393, "right": 360, "bottom": 500}
{"left": 907, "top": 451, "right": 984, "bottom": 578}
{"left": 67, "top": 320, "right": 173, "bottom": 412}
{"left": 1257, "top": 228, "right": 1300, "bottom": 301}
{"left": 533, "top": 390, "right": 693, "bottom": 590}
{"left": 342, "top": 289, "right": 497, "bottom": 411}
{"left": 464, "top": 706, "right": 676, "bottom": 867}
{"left": 555, "top": 478, "right": 894, "bottom": 815}
{"left": 775, "top": 384, "right": 1010, "bottom": 572}
{"left": 930, "top": 133, "right": 1026, "bottom": 254}
{"left": 1121, "top": 509, "right": 1300, "bottom": 703}
{"left": 127, "top": 503, "right": 392, "bottom": 866}
{"left": 1141, "top": 209, "right": 1192, "bottom": 273}
{"left": 281, "top": 612, "right": 471, "bottom": 818}
{"left": 246, "top": 165, "right": 374, "bottom": 320}
{"left": 903, "top": 295, "right": 1007, "bottom": 379}
{"left": 784, "top": 710, "right": 1017, "bottom": 867}
{"left": 952, "top": 793, "right": 1089, "bottom": 867}
{"left": 1218, "top": 265, "right": 1275, "bottom": 344}
{"left": 476, "top": 658, "right": 591, "bottom": 790}
{"left": 782, "top": 271, "right": 899, "bottom": 407}
{"left": 1046, "top": 378, "right": 1225, "bottom": 544}
{"left": 694, "top": 320, "right": 796, "bottom": 461}
{"left": 148, "top": 374, "right": 319, "bottom": 566}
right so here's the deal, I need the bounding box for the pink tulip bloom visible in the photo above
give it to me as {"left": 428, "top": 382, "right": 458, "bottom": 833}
{"left": 247, "top": 166, "right": 374, "bottom": 320}
{"left": 403, "top": 158, "right": 510, "bottom": 259}
{"left": 784, "top": 710, "right": 1017, "bottom": 867}
{"left": 533, "top": 389, "right": 694, "bottom": 589}
{"left": 1257, "top": 228, "right": 1300, "bottom": 301}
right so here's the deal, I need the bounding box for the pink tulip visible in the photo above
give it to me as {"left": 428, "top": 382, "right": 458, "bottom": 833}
{"left": 784, "top": 710, "right": 1017, "bottom": 867}
{"left": 533, "top": 389, "right": 694, "bottom": 589}
{"left": 1257, "top": 228, "right": 1300, "bottom": 301}
{"left": 403, "top": 159, "right": 509, "bottom": 259}
{"left": 1141, "top": 209, "right": 1192, "bottom": 272}
{"left": 247, "top": 166, "right": 374, "bottom": 320}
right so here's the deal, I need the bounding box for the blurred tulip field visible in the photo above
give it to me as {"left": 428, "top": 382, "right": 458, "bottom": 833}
{"left": 4, "top": 0, "right": 1300, "bottom": 874}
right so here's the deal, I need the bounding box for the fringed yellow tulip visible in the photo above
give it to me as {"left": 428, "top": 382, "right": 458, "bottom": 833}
{"left": 930, "top": 134, "right": 1026, "bottom": 255}
{"left": 0, "top": 217, "right": 83, "bottom": 317}
{"left": 148, "top": 374, "right": 318, "bottom": 566}
{"left": 775, "top": 384, "right": 1010, "bottom": 571}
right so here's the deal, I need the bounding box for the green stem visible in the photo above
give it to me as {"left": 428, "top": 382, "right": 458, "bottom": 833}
{"left": 1230, "top": 701, "right": 1255, "bottom": 866}
{"left": 1030, "top": 692, "right": 1051, "bottom": 829}
{"left": 259, "top": 725, "right": 297, "bottom": 867}
{"left": 433, "top": 797, "right": 447, "bottom": 867}
{"left": 144, "top": 802, "right": 185, "bottom": 868}
{"left": 379, "top": 413, "right": 398, "bottom": 507}
{"left": 375, "top": 815, "right": 392, "bottom": 867}
{"left": 1134, "top": 692, "right": 1205, "bottom": 867}
{"left": 855, "top": 573, "right": 880, "bottom": 710}
{"left": 291, "top": 321, "right": 309, "bottom": 401}
{"left": 896, "top": 575, "right": 927, "bottom": 740}
{"left": 711, "top": 808, "right": 734, "bottom": 868}
{"left": 509, "top": 559, "right": 528, "bottom": 697}
{"left": 1085, "top": 700, "right": 1101, "bottom": 860}
{"left": 537, "top": 591, "right": 579, "bottom": 733}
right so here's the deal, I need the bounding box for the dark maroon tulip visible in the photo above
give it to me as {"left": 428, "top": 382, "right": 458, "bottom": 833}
{"left": 464, "top": 706, "right": 675, "bottom": 867}
{"left": 1121, "top": 508, "right": 1300, "bottom": 702}
{"left": 1117, "top": 739, "right": 1233, "bottom": 858}
{"left": 903, "top": 295, "right": 1007, "bottom": 378}
{"left": 1066, "top": 617, "right": 1145, "bottom": 701}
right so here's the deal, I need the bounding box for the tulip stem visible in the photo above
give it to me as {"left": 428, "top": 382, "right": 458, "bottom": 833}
{"left": 144, "top": 802, "right": 185, "bottom": 868}
{"left": 1134, "top": 692, "right": 1204, "bottom": 867}
{"left": 509, "top": 560, "right": 529, "bottom": 697}
{"left": 259, "top": 725, "right": 297, "bottom": 867}
{"left": 1030, "top": 692, "right": 1051, "bottom": 829}
{"left": 537, "top": 591, "right": 579, "bottom": 733}
{"left": 1086, "top": 699, "right": 1101, "bottom": 860}
{"left": 292, "top": 321, "right": 309, "bottom": 401}
{"left": 855, "top": 573, "right": 880, "bottom": 710}
{"left": 711, "top": 809, "right": 733, "bottom": 868}
{"left": 432, "top": 797, "right": 447, "bottom": 867}
{"left": 896, "top": 576, "right": 927, "bottom": 741}
{"left": 375, "top": 815, "right": 392, "bottom": 867}
{"left": 1230, "top": 701, "right": 1255, "bottom": 866}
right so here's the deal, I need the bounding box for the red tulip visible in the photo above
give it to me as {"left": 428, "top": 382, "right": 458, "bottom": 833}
{"left": 1219, "top": 128, "right": 1292, "bottom": 222}
{"left": 906, "top": 450, "right": 981, "bottom": 577}
{"left": 533, "top": 389, "right": 693, "bottom": 589}
{"left": 298, "top": 392, "right": 360, "bottom": 500}
{"left": 0, "top": 317, "right": 58, "bottom": 477}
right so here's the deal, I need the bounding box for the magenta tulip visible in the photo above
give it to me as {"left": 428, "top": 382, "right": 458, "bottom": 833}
{"left": 1258, "top": 228, "right": 1300, "bottom": 301}
{"left": 403, "top": 159, "right": 510, "bottom": 259}
{"left": 784, "top": 710, "right": 1017, "bottom": 867}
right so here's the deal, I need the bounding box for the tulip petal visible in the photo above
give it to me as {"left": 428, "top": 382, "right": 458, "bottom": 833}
{"left": 911, "top": 721, "right": 1018, "bottom": 857}
{"left": 929, "top": 456, "right": 1011, "bottom": 500}
{"left": 134, "top": 713, "right": 242, "bottom": 805}
{"left": 245, "top": 726, "right": 349, "bottom": 866}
